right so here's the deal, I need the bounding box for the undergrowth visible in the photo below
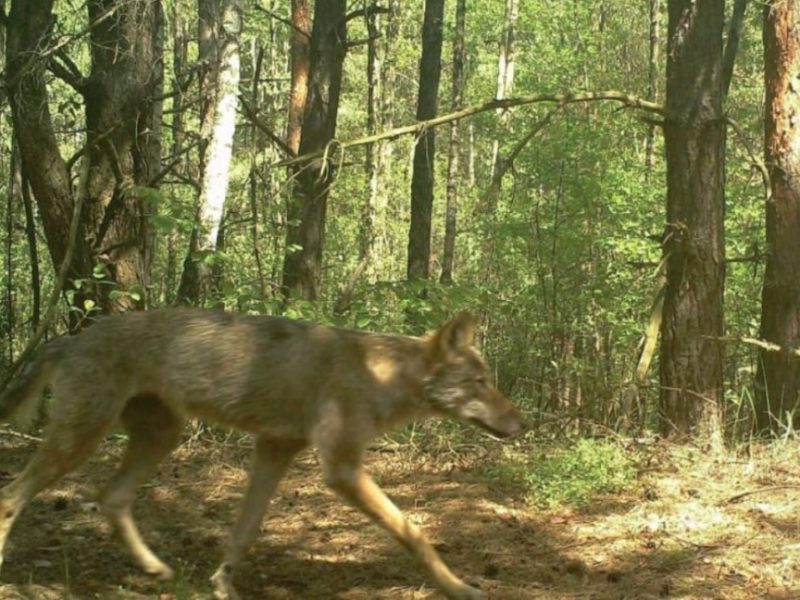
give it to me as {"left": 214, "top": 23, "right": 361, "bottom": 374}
{"left": 483, "top": 437, "right": 639, "bottom": 508}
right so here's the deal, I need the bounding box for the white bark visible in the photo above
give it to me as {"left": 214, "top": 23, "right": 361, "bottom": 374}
{"left": 198, "top": 0, "right": 241, "bottom": 251}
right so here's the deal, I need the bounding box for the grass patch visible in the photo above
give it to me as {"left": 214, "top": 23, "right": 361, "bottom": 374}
{"left": 483, "top": 438, "right": 638, "bottom": 508}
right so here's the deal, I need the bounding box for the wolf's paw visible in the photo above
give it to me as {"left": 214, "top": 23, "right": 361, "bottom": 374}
{"left": 451, "top": 584, "right": 486, "bottom": 600}
{"left": 210, "top": 563, "right": 241, "bottom": 600}
{"left": 143, "top": 559, "right": 174, "bottom": 581}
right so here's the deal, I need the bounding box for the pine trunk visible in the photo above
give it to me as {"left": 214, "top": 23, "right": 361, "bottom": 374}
{"left": 755, "top": 0, "right": 800, "bottom": 432}
{"left": 282, "top": 0, "right": 347, "bottom": 301}
{"left": 659, "top": 0, "right": 726, "bottom": 439}
{"left": 407, "top": 0, "right": 444, "bottom": 281}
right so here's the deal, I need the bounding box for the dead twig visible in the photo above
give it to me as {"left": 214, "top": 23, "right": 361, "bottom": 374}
{"left": 726, "top": 485, "right": 800, "bottom": 504}
{"left": 0, "top": 427, "right": 43, "bottom": 443}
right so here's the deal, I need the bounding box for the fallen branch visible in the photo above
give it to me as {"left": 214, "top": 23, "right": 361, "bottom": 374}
{"left": 726, "top": 485, "right": 800, "bottom": 504}
{"left": 703, "top": 335, "right": 800, "bottom": 357}
{"left": 277, "top": 90, "right": 666, "bottom": 168}
{"left": 0, "top": 427, "right": 43, "bottom": 443}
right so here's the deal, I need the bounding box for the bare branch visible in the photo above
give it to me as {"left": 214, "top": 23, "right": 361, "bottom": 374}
{"left": 47, "top": 55, "right": 86, "bottom": 93}
{"left": 722, "top": 0, "right": 748, "bottom": 97}
{"left": 148, "top": 139, "right": 202, "bottom": 187}
{"left": 239, "top": 95, "right": 294, "bottom": 157}
{"left": 726, "top": 115, "right": 771, "bottom": 202}
{"left": 277, "top": 90, "right": 666, "bottom": 168}
{"left": 254, "top": 5, "right": 308, "bottom": 39}
{"left": 6, "top": 2, "right": 125, "bottom": 91}
{"left": 344, "top": 4, "right": 389, "bottom": 24}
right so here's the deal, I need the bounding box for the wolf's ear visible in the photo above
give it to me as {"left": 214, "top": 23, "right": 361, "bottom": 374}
{"left": 427, "top": 312, "right": 477, "bottom": 360}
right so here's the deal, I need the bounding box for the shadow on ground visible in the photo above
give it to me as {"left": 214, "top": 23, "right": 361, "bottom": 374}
{"left": 1, "top": 434, "right": 799, "bottom": 599}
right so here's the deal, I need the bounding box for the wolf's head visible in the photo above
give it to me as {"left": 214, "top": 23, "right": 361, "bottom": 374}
{"left": 423, "top": 313, "right": 528, "bottom": 438}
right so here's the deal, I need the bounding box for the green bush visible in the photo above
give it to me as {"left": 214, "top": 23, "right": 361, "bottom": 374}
{"left": 485, "top": 438, "right": 637, "bottom": 508}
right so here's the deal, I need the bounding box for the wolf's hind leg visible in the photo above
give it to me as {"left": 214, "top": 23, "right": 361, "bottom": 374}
{"left": 99, "top": 395, "right": 183, "bottom": 579}
{"left": 0, "top": 390, "right": 116, "bottom": 573}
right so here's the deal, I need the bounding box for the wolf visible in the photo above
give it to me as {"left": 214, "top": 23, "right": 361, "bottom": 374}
{"left": 0, "top": 308, "right": 527, "bottom": 599}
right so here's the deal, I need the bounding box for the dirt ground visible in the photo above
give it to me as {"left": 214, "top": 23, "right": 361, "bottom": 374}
{"left": 0, "top": 430, "right": 798, "bottom": 600}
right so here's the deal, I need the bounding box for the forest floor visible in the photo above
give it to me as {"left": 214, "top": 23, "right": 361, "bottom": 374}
{"left": 0, "top": 429, "right": 798, "bottom": 600}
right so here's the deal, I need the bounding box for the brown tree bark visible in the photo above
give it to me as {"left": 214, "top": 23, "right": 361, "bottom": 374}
{"left": 282, "top": 0, "right": 347, "bottom": 301}
{"left": 440, "top": 0, "right": 466, "bottom": 284}
{"left": 6, "top": 0, "right": 86, "bottom": 291}
{"left": 659, "top": 0, "right": 726, "bottom": 439}
{"left": 755, "top": 0, "right": 800, "bottom": 433}
{"left": 407, "top": 0, "right": 444, "bottom": 281}
{"left": 83, "top": 0, "right": 164, "bottom": 314}
{"left": 7, "top": 0, "right": 163, "bottom": 321}
{"left": 162, "top": 0, "right": 190, "bottom": 305}
{"left": 287, "top": 0, "right": 311, "bottom": 157}
{"left": 3, "top": 140, "right": 21, "bottom": 366}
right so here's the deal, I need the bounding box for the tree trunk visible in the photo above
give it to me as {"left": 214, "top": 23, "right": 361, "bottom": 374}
{"left": 7, "top": 0, "right": 163, "bottom": 321}
{"left": 407, "top": 0, "right": 444, "bottom": 281}
{"left": 282, "top": 0, "right": 347, "bottom": 301}
{"left": 440, "top": 0, "right": 466, "bottom": 284}
{"left": 163, "top": 0, "right": 190, "bottom": 305}
{"left": 334, "top": 6, "right": 384, "bottom": 314}
{"left": 6, "top": 0, "right": 87, "bottom": 298}
{"left": 659, "top": 0, "right": 726, "bottom": 439}
{"left": 645, "top": 0, "right": 660, "bottom": 177}
{"left": 489, "top": 0, "right": 519, "bottom": 183}
{"left": 287, "top": 0, "right": 311, "bottom": 157}
{"left": 83, "top": 0, "right": 164, "bottom": 315}
{"left": 170, "top": 0, "right": 190, "bottom": 178}
{"left": 360, "top": 6, "right": 382, "bottom": 278}
{"left": 248, "top": 44, "right": 268, "bottom": 299}
{"left": 177, "top": 0, "right": 242, "bottom": 306}
{"left": 377, "top": 0, "right": 400, "bottom": 275}
{"left": 755, "top": 0, "right": 800, "bottom": 433}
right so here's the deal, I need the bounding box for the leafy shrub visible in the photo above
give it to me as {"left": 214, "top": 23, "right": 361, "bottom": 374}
{"left": 484, "top": 438, "right": 637, "bottom": 508}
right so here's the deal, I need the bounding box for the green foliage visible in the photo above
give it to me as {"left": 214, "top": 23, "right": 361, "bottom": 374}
{"left": 0, "top": 0, "right": 775, "bottom": 436}
{"left": 484, "top": 438, "right": 638, "bottom": 508}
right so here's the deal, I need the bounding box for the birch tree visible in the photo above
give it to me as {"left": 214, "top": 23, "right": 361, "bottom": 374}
{"left": 177, "top": 0, "right": 242, "bottom": 305}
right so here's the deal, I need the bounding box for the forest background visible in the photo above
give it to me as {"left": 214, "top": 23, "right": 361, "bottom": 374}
{"left": 2, "top": 0, "right": 798, "bottom": 442}
{"left": 1, "top": 1, "right": 800, "bottom": 599}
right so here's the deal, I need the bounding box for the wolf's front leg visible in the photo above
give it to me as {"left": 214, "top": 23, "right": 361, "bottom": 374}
{"left": 323, "top": 458, "right": 485, "bottom": 600}
{"left": 211, "top": 438, "right": 304, "bottom": 600}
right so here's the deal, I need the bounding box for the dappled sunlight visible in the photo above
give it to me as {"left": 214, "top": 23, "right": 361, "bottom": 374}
{"left": 0, "top": 435, "right": 799, "bottom": 598}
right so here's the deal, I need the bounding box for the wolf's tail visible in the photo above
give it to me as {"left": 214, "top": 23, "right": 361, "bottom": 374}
{"left": 0, "top": 341, "right": 63, "bottom": 430}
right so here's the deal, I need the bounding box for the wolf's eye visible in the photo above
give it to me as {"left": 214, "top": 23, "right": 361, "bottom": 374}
{"left": 475, "top": 376, "right": 487, "bottom": 386}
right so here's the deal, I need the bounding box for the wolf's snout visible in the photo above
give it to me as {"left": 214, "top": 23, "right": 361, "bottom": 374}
{"left": 497, "top": 408, "right": 528, "bottom": 437}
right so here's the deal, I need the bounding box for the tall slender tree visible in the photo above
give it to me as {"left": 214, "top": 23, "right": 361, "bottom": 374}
{"left": 282, "top": 0, "right": 347, "bottom": 301}
{"left": 755, "top": 0, "right": 800, "bottom": 432}
{"left": 644, "top": 0, "right": 660, "bottom": 176}
{"left": 177, "top": 0, "right": 242, "bottom": 305}
{"left": 334, "top": 5, "right": 386, "bottom": 314}
{"left": 407, "top": 0, "right": 444, "bottom": 281}
{"left": 659, "top": 0, "right": 726, "bottom": 438}
{"left": 440, "top": 0, "right": 467, "bottom": 284}
{"left": 489, "top": 0, "right": 519, "bottom": 182}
